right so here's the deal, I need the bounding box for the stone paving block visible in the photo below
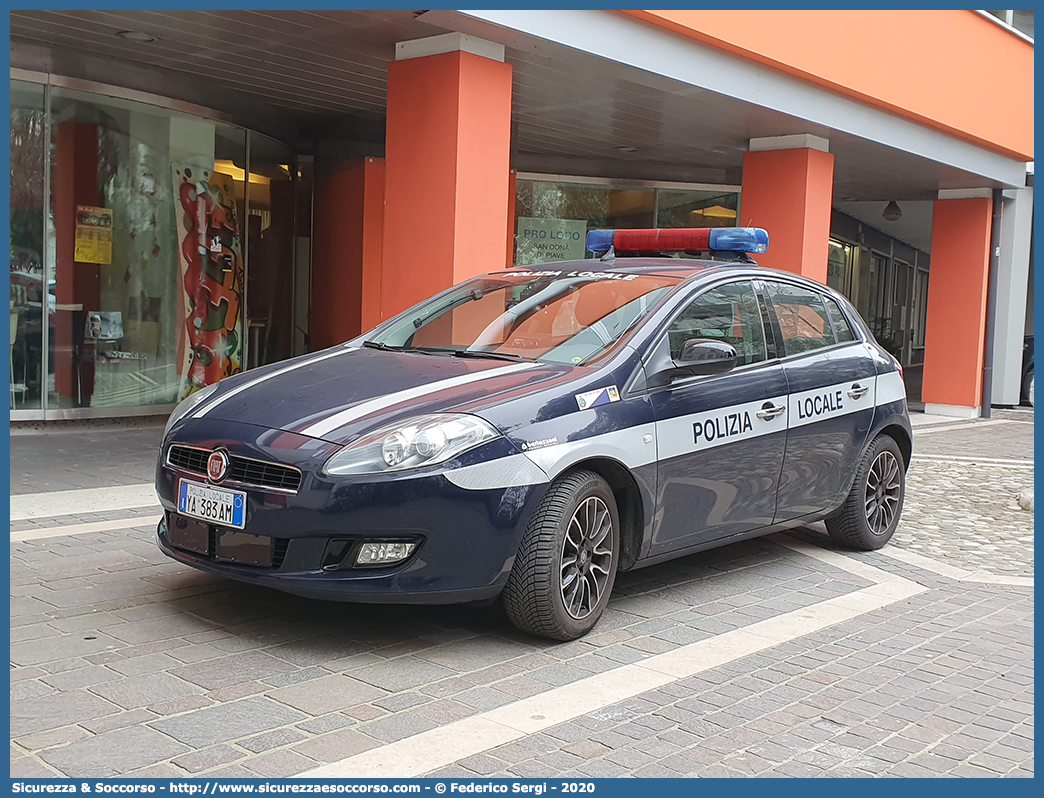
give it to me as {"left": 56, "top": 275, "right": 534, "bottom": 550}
{"left": 240, "top": 727, "right": 309, "bottom": 754}
{"left": 457, "top": 753, "right": 504, "bottom": 775}
{"left": 372, "top": 691, "right": 429, "bottom": 712}
{"left": 206, "top": 681, "right": 269, "bottom": 703}
{"left": 39, "top": 725, "right": 190, "bottom": 778}
{"left": 80, "top": 708, "right": 158, "bottom": 735}
{"left": 269, "top": 674, "right": 389, "bottom": 715}
{"left": 10, "top": 757, "right": 63, "bottom": 777}
{"left": 11, "top": 690, "right": 121, "bottom": 737}
{"left": 170, "top": 650, "right": 298, "bottom": 690}
{"left": 293, "top": 728, "right": 381, "bottom": 764}
{"left": 415, "top": 636, "right": 531, "bottom": 672}
{"left": 10, "top": 632, "right": 125, "bottom": 667}
{"left": 89, "top": 671, "right": 205, "bottom": 710}
{"left": 243, "top": 749, "right": 316, "bottom": 777}
{"left": 296, "top": 714, "right": 357, "bottom": 735}
{"left": 172, "top": 744, "right": 245, "bottom": 773}
{"left": 412, "top": 699, "right": 477, "bottom": 725}
{"left": 150, "top": 696, "right": 308, "bottom": 748}
{"left": 352, "top": 656, "right": 456, "bottom": 691}
{"left": 358, "top": 711, "right": 439, "bottom": 743}
{"left": 13, "top": 725, "right": 92, "bottom": 753}
{"left": 107, "top": 652, "right": 182, "bottom": 676}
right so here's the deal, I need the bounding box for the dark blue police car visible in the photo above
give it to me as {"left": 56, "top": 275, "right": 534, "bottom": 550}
{"left": 156, "top": 227, "right": 911, "bottom": 640}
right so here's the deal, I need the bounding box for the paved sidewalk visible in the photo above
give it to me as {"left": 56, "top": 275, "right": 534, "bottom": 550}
{"left": 8, "top": 409, "right": 1034, "bottom": 778}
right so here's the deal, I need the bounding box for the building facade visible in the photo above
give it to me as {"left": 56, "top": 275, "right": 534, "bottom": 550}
{"left": 9, "top": 9, "right": 1034, "bottom": 421}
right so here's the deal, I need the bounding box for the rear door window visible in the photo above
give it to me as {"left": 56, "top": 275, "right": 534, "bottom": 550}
{"left": 763, "top": 282, "right": 835, "bottom": 357}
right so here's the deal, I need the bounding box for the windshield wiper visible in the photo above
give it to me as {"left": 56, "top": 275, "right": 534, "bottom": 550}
{"left": 362, "top": 340, "right": 403, "bottom": 352}
{"left": 447, "top": 349, "right": 532, "bottom": 362}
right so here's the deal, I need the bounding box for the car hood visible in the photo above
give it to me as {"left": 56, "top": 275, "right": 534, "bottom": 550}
{"left": 190, "top": 346, "right": 578, "bottom": 445}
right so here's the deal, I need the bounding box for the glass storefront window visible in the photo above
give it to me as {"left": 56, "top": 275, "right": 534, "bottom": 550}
{"left": 46, "top": 87, "right": 247, "bottom": 410}
{"left": 513, "top": 178, "right": 739, "bottom": 268}
{"left": 656, "top": 189, "right": 738, "bottom": 229}
{"left": 10, "top": 80, "right": 46, "bottom": 409}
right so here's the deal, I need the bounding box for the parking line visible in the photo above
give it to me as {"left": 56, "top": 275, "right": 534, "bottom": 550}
{"left": 298, "top": 539, "right": 926, "bottom": 778}
{"left": 876, "top": 545, "right": 1034, "bottom": 587}
{"left": 911, "top": 454, "right": 1034, "bottom": 467}
{"left": 9, "top": 483, "right": 158, "bottom": 521}
{"left": 10, "top": 516, "right": 162, "bottom": 543}
{"left": 911, "top": 419, "right": 1012, "bottom": 435}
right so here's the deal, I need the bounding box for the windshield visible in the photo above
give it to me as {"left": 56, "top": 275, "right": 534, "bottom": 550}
{"left": 369, "top": 270, "right": 679, "bottom": 365}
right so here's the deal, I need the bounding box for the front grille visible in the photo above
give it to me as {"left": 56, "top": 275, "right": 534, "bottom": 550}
{"left": 168, "top": 445, "right": 209, "bottom": 474}
{"left": 167, "top": 445, "right": 302, "bottom": 493}
{"left": 229, "top": 457, "right": 302, "bottom": 491}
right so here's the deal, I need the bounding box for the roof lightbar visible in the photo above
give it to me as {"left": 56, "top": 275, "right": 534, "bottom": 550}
{"left": 586, "top": 227, "right": 769, "bottom": 255}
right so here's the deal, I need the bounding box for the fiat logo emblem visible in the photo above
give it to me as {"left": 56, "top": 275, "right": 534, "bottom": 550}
{"left": 207, "top": 451, "right": 229, "bottom": 483}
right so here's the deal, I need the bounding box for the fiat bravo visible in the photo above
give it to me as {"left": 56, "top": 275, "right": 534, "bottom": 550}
{"left": 156, "top": 227, "right": 911, "bottom": 640}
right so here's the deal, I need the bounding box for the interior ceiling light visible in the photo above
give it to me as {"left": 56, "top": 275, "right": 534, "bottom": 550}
{"left": 116, "top": 30, "right": 157, "bottom": 43}
{"left": 882, "top": 200, "right": 903, "bottom": 221}
{"left": 614, "top": 146, "right": 639, "bottom": 153}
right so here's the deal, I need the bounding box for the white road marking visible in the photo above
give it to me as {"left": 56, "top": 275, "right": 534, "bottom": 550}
{"left": 297, "top": 535, "right": 927, "bottom": 778}
{"left": 9, "top": 484, "right": 159, "bottom": 521}
{"left": 876, "top": 545, "right": 1034, "bottom": 587}
{"left": 911, "top": 453, "right": 1033, "bottom": 467}
{"left": 912, "top": 419, "right": 1012, "bottom": 435}
{"left": 11, "top": 516, "right": 161, "bottom": 542}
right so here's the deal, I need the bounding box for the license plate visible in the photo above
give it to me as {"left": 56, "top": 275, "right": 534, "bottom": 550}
{"left": 177, "top": 480, "right": 246, "bottom": 529}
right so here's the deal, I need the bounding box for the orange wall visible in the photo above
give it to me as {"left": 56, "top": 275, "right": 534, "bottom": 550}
{"left": 382, "top": 50, "right": 512, "bottom": 320}
{"left": 921, "top": 198, "right": 993, "bottom": 409}
{"left": 740, "top": 147, "right": 834, "bottom": 283}
{"left": 310, "top": 157, "right": 384, "bottom": 350}
{"left": 625, "top": 10, "right": 1033, "bottom": 161}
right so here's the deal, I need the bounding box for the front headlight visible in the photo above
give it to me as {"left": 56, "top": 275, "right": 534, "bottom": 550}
{"left": 323, "top": 413, "right": 500, "bottom": 476}
{"left": 164, "top": 382, "right": 219, "bottom": 436}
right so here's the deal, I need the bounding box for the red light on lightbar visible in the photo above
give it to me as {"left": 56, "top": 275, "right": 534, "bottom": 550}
{"left": 614, "top": 229, "right": 712, "bottom": 252}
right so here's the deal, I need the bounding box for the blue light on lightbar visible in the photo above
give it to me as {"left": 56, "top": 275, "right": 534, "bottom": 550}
{"left": 708, "top": 227, "right": 769, "bottom": 254}
{"left": 586, "top": 229, "right": 615, "bottom": 253}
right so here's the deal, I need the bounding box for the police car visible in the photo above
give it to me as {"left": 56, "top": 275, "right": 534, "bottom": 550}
{"left": 156, "top": 227, "right": 911, "bottom": 641}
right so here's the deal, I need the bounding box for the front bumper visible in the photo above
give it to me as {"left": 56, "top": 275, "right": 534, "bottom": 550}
{"left": 155, "top": 418, "right": 548, "bottom": 603}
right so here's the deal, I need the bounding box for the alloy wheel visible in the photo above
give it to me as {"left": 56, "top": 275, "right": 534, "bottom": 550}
{"left": 865, "top": 450, "right": 902, "bottom": 536}
{"left": 560, "top": 496, "right": 614, "bottom": 619}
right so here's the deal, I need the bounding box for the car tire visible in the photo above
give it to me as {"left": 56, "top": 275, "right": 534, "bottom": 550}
{"left": 503, "top": 470, "right": 620, "bottom": 641}
{"left": 826, "top": 434, "right": 905, "bottom": 551}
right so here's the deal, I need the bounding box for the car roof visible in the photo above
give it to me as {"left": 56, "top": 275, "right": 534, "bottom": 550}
{"left": 489, "top": 257, "right": 754, "bottom": 281}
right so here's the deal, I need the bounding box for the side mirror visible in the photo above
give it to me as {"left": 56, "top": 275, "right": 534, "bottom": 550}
{"left": 677, "top": 339, "right": 738, "bottom": 375}
{"left": 649, "top": 338, "right": 738, "bottom": 386}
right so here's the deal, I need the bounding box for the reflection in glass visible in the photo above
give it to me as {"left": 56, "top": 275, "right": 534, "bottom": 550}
{"left": 47, "top": 87, "right": 246, "bottom": 409}
{"left": 246, "top": 133, "right": 296, "bottom": 368}
{"left": 10, "top": 81, "right": 46, "bottom": 409}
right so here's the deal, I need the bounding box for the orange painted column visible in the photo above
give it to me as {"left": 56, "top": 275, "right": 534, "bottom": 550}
{"left": 310, "top": 157, "right": 385, "bottom": 350}
{"left": 381, "top": 48, "right": 512, "bottom": 319}
{"left": 740, "top": 147, "right": 834, "bottom": 283}
{"left": 921, "top": 198, "right": 993, "bottom": 416}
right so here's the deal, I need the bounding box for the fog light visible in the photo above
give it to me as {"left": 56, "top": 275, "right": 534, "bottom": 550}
{"left": 356, "top": 541, "right": 416, "bottom": 566}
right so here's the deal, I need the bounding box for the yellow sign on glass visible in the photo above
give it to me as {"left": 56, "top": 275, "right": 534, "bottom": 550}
{"left": 74, "top": 205, "right": 113, "bottom": 265}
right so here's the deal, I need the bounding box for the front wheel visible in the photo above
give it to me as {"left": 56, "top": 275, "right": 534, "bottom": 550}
{"left": 826, "top": 434, "right": 906, "bottom": 550}
{"left": 503, "top": 470, "right": 619, "bottom": 641}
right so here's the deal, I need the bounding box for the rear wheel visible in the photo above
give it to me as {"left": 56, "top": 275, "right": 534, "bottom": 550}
{"left": 826, "top": 434, "right": 905, "bottom": 550}
{"left": 503, "top": 470, "right": 619, "bottom": 641}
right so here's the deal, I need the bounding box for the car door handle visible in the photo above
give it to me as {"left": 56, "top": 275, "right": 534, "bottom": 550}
{"left": 847, "top": 384, "right": 869, "bottom": 399}
{"left": 756, "top": 403, "right": 786, "bottom": 420}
